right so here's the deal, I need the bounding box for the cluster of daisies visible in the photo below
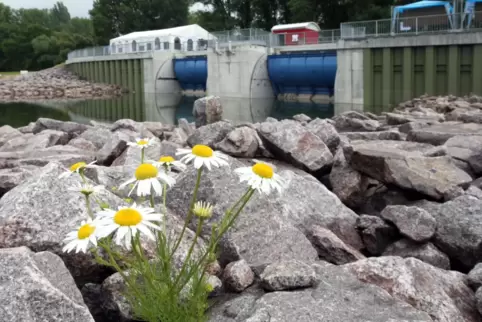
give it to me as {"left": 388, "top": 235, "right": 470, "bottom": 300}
{"left": 60, "top": 137, "right": 287, "bottom": 254}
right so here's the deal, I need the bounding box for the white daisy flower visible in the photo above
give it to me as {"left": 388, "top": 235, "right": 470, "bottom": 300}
{"left": 119, "top": 163, "right": 176, "bottom": 197}
{"left": 234, "top": 162, "right": 286, "bottom": 195}
{"left": 68, "top": 182, "right": 104, "bottom": 197}
{"left": 63, "top": 218, "right": 100, "bottom": 253}
{"left": 193, "top": 201, "right": 214, "bottom": 219}
{"left": 59, "top": 161, "right": 96, "bottom": 179}
{"left": 151, "top": 156, "right": 187, "bottom": 172}
{"left": 95, "top": 204, "right": 163, "bottom": 249}
{"left": 176, "top": 145, "right": 228, "bottom": 170}
{"left": 127, "top": 137, "right": 155, "bottom": 149}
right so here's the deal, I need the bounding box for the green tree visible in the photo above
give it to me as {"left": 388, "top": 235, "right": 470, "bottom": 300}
{"left": 50, "top": 1, "right": 71, "bottom": 26}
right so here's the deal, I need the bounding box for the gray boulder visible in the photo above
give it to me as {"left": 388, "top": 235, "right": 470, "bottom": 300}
{"left": 32, "top": 117, "right": 90, "bottom": 137}
{"left": 305, "top": 118, "right": 340, "bottom": 153}
{"left": 381, "top": 205, "right": 437, "bottom": 242}
{"left": 350, "top": 140, "right": 472, "bottom": 200}
{"left": 383, "top": 239, "right": 450, "bottom": 270}
{"left": 309, "top": 225, "right": 365, "bottom": 265}
{"left": 215, "top": 126, "right": 259, "bottom": 157}
{"left": 79, "top": 126, "right": 113, "bottom": 149}
{"left": 356, "top": 215, "right": 398, "bottom": 255}
{"left": 343, "top": 130, "right": 403, "bottom": 141}
{"left": 292, "top": 113, "right": 312, "bottom": 123}
{"left": 445, "top": 135, "right": 482, "bottom": 175}
{"left": 0, "top": 129, "right": 68, "bottom": 152}
{"left": 0, "top": 166, "right": 37, "bottom": 196}
{"left": 0, "top": 162, "right": 126, "bottom": 285}
{"left": 187, "top": 121, "right": 234, "bottom": 148}
{"left": 0, "top": 247, "right": 94, "bottom": 322}
{"left": 17, "top": 122, "right": 35, "bottom": 134}
{"left": 166, "top": 156, "right": 361, "bottom": 273}
{"left": 110, "top": 119, "right": 155, "bottom": 138}
{"left": 258, "top": 120, "right": 333, "bottom": 173}
{"left": 344, "top": 256, "right": 481, "bottom": 322}
{"left": 96, "top": 130, "right": 137, "bottom": 165}
{"left": 476, "top": 288, "right": 482, "bottom": 316}
{"left": 112, "top": 136, "right": 161, "bottom": 166}
{"left": 223, "top": 259, "right": 255, "bottom": 292}
{"left": 259, "top": 260, "right": 316, "bottom": 291}
{"left": 407, "top": 122, "right": 482, "bottom": 145}
{"left": 193, "top": 95, "right": 223, "bottom": 128}
{"left": 101, "top": 272, "right": 133, "bottom": 322}
{"left": 68, "top": 137, "right": 98, "bottom": 152}
{"left": 468, "top": 263, "right": 482, "bottom": 291}
{"left": 209, "top": 261, "right": 432, "bottom": 322}
{"left": 333, "top": 111, "right": 381, "bottom": 132}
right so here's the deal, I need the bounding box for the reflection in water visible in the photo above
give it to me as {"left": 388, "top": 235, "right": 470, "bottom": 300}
{"left": 64, "top": 92, "right": 336, "bottom": 125}
{"left": 0, "top": 92, "right": 358, "bottom": 128}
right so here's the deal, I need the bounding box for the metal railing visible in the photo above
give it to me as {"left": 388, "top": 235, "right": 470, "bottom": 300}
{"left": 340, "top": 11, "right": 482, "bottom": 39}
{"left": 270, "top": 29, "right": 341, "bottom": 46}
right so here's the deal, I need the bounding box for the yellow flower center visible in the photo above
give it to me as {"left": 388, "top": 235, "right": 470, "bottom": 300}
{"left": 70, "top": 162, "right": 86, "bottom": 172}
{"left": 135, "top": 164, "right": 158, "bottom": 180}
{"left": 252, "top": 163, "right": 274, "bottom": 179}
{"left": 114, "top": 208, "right": 142, "bottom": 226}
{"left": 77, "top": 224, "right": 95, "bottom": 240}
{"left": 192, "top": 145, "right": 213, "bottom": 158}
{"left": 159, "top": 156, "right": 175, "bottom": 163}
{"left": 138, "top": 139, "right": 149, "bottom": 145}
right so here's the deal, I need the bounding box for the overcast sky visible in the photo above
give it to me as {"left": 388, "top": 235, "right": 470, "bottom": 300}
{"left": 2, "top": 0, "right": 206, "bottom": 18}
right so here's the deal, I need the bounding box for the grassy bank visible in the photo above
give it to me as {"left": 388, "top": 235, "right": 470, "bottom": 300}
{"left": 0, "top": 71, "right": 20, "bottom": 79}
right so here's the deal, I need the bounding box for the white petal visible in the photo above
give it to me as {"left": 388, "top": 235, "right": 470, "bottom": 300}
{"left": 194, "top": 157, "right": 203, "bottom": 169}
{"left": 119, "top": 177, "right": 136, "bottom": 190}
{"left": 137, "top": 223, "right": 155, "bottom": 240}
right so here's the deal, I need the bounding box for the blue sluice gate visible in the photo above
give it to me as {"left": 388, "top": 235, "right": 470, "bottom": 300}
{"left": 173, "top": 56, "right": 207, "bottom": 91}
{"left": 267, "top": 52, "right": 337, "bottom": 96}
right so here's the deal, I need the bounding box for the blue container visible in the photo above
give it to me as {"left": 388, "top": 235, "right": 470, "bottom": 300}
{"left": 267, "top": 52, "right": 337, "bottom": 95}
{"left": 173, "top": 56, "right": 207, "bottom": 91}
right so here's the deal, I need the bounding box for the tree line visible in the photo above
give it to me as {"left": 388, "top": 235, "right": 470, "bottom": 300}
{"left": 1, "top": 0, "right": 407, "bottom": 72}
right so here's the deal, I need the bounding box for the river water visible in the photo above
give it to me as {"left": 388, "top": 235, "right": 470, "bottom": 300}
{"left": 0, "top": 93, "right": 368, "bottom": 128}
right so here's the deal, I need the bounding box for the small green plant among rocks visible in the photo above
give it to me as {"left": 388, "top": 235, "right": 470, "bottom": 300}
{"left": 59, "top": 137, "right": 287, "bottom": 322}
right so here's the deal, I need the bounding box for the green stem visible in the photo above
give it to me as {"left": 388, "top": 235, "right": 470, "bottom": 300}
{"left": 162, "top": 182, "right": 168, "bottom": 244}
{"left": 173, "top": 218, "right": 204, "bottom": 290}
{"left": 141, "top": 149, "right": 145, "bottom": 163}
{"left": 79, "top": 170, "right": 87, "bottom": 184}
{"left": 85, "top": 194, "right": 94, "bottom": 220}
{"left": 150, "top": 194, "right": 155, "bottom": 208}
{"left": 170, "top": 168, "right": 202, "bottom": 259}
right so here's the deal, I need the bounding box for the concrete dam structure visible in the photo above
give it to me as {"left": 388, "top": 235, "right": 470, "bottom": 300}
{"left": 66, "top": 21, "right": 482, "bottom": 113}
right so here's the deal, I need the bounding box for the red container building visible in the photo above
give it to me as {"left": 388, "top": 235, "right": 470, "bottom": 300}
{"left": 271, "top": 22, "right": 321, "bottom": 46}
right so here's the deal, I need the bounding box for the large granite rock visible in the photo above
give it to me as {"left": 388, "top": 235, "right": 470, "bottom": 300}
{"left": 0, "top": 162, "right": 126, "bottom": 285}
{"left": 166, "top": 157, "right": 361, "bottom": 273}
{"left": 96, "top": 130, "right": 137, "bottom": 165}
{"left": 333, "top": 111, "right": 381, "bottom": 132}
{"left": 223, "top": 259, "right": 255, "bottom": 292}
{"left": 214, "top": 126, "right": 259, "bottom": 157}
{"left": 112, "top": 136, "right": 161, "bottom": 166}
{"left": 0, "top": 166, "right": 37, "bottom": 196}
{"left": 100, "top": 272, "right": 133, "bottom": 322}
{"left": 350, "top": 140, "right": 472, "bottom": 200}
{"left": 407, "top": 122, "right": 482, "bottom": 145}
{"left": 187, "top": 121, "right": 234, "bottom": 148}
{"left": 258, "top": 120, "right": 333, "bottom": 173}
{"left": 209, "top": 262, "right": 432, "bottom": 322}
{"left": 468, "top": 263, "right": 482, "bottom": 290}
{"left": 0, "top": 247, "right": 94, "bottom": 322}
{"left": 110, "top": 119, "right": 155, "bottom": 138}
{"left": 0, "top": 129, "right": 68, "bottom": 152}
{"left": 343, "top": 130, "right": 403, "bottom": 141}
{"left": 0, "top": 125, "right": 22, "bottom": 148}
{"left": 356, "top": 215, "right": 398, "bottom": 255}
{"left": 383, "top": 239, "right": 450, "bottom": 270}
{"left": 344, "top": 256, "right": 481, "bottom": 322}
{"left": 431, "top": 195, "right": 482, "bottom": 270}
{"left": 32, "top": 117, "right": 90, "bottom": 137}
{"left": 259, "top": 260, "right": 316, "bottom": 291}
{"left": 445, "top": 135, "right": 482, "bottom": 175}
{"left": 193, "top": 95, "right": 223, "bottom": 128}
{"left": 305, "top": 118, "right": 340, "bottom": 153}
{"left": 79, "top": 126, "right": 114, "bottom": 149}
{"left": 381, "top": 205, "right": 437, "bottom": 242}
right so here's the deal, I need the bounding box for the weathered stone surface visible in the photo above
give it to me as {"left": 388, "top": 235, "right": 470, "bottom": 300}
{"left": 84, "top": 165, "right": 136, "bottom": 198}
{"left": 207, "top": 275, "right": 223, "bottom": 297}
{"left": 432, "top": 195, "right": 482, "bottom": 270}
{"left": 357, "top": 215, "right": 398, "bottom": 255}
{"left": 143, "top": 121, "right": 173, "bottom": 139}
{"left": 476, "top": 288, "right": 482, "bottom": 316}
{"left": 468, "top": 263, "right": 482, "bottom": 291}
{"left": 209, "top": 261, "right": 432, "bottom": 322}
{"left": 79, "top": 126, "right": 113, "bottom": 149}
{"left": 112, "top": 136, "right": 161, "bottom": 166}
{"left": 110, "top": 119, "right": 154, "bottom": 138}
{"left": 101, "top": 272, "right": 133, "bottom": 322}
{"left": 383, "top": 239, "right": 450, "bottom": 270}
{"left": 166, "top": 157, "right": 361, "bottom": 273}
{"left": 381, "top": 205, "right": 437, "bottom": 242}
{"left": 350, "top": 140, "right": 473, "bottom": 200}
{"left": 32, "top": 117, "right": 90, "bottom": 137}
{"left": 0, "top": 130, "right": 68, "bottom": 152}
{"left": 305, "top": 118, "right": 340, "bottom": 153}
{"left": 343, "top": 130, "right": 403, "bottom": 141}
{"left": 0, "top": 166, "right": 37, "bottom": 196}
{"left": 223, "top": 260, "right": 255, "bottom": 292}
{"left": 292, "top": 113, "right": 312, "bottom": 123}
{"left": 333, "top": 111, "right": 381, "bottom": 132}
{"left": 96, "top": 130, "right": 136, "bottom": 165}
{"left": 407, "top": 122, "right": 482, "bottom": 145}
{"left": 445, "top": 135, "right": 482, "bottom": 175}
{"left": 260, "top": 260, "right": 316, "bottom": 291}
{"left": 17, "top": 122, "right": 35, "bottom": 133}
{"left": 81, "top": 283, "right": 105, "bottom": 322}
{"left": 178, "top": 118, "right": 195, "bottom": 137}
{"left": 0, "top": 247, "right": 94, "bottom": 322}
{"left": 344, "top": 256, "right": 481, "bottom": 322}
{"left": 187, "top": 121, "right": 234, "bottom": 148}
{"left": 193, "top": 95, "right": 223, "bottom": 128}
{"left": 166, "top": 127, "right": 188, "bottom": 146}
{"left": 309, "top": 225, "right": 365, "bottom": 264}
{"left": 0, "top": 125, "right": 22, "bottom": 147}
{"left": 398, "top": 121, "right": 431, "bottom": 134}
{"left": 258, "top": 120, "right": 333, "bottom": 173}
{"left": 0, "top": 162, "right": 126, "bottom": 285}
{"left": 466, "top": 185, "right": 482, "bottom": 199}
{"left": 68, "top": 137, "right": 98, "bottom": 151}
{"left": 215, "top": 126, "right": 259, "bottom": 157}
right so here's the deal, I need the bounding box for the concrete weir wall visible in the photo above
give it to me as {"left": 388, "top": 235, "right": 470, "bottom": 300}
{"left": 207, "top": 45, "right": 273, "bottom": 99}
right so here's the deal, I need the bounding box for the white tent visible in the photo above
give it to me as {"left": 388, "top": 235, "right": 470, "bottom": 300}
{"left": 109, "top": 24, "right": 213, "bottom": 54}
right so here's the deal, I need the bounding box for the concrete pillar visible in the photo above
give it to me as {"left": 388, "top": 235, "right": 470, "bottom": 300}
{"left": 206, "top": 45, "right": 273, "bottom": 99}
{"left": 334, "top": 49, "right": 364, "bottom": 113}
